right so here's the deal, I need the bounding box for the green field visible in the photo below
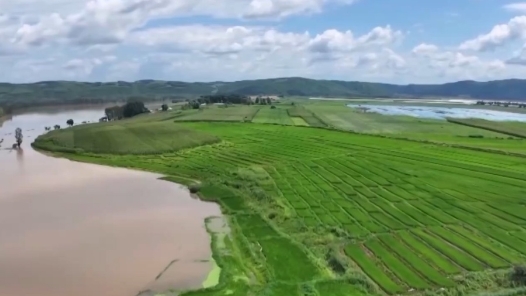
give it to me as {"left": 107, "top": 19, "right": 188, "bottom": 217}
{"left": 34, "top": 102, "right": 526, "bottom": 296}
{"left": 174, "top": 105, "right": 259, "bottom": 122}
{"left": 290, "top": 117, "right": 309, "bottom": 126}
{"left": 448, "top": 118, "right": 526, "bottom": 138}
{"left": 287, "top": 105, "right": 326, "bottom": 127}
{"left": 304, "top": 104, "right": 526, "bottom": 154}
{"left": 252, "top": 107, "right": 295, "bottom": 125}
{"left": 33, "top": 119, "right": 220, "bottom": 154}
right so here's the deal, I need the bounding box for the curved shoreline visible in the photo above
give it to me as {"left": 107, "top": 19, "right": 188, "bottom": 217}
{"left": 32, "top": 145, "right": 228, "bottom": 296}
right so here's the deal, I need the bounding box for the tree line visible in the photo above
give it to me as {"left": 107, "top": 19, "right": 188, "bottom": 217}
{"left": 104, "top": 100, "right": 149, "bottom": 121}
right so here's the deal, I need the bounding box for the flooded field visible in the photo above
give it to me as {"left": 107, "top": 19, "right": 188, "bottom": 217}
{"left": 348, "top": 104, "right": 526, "bottom": 121}
{"left": 0, "top": 107, "right": 220, "bottom": 296}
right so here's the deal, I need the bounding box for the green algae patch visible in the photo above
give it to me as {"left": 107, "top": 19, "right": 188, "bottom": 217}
{"left": 202, "top": 258, "right": 221, "bottom": 289}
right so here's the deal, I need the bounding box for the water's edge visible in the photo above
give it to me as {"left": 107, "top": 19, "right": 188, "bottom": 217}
{"left": 32, "top": 144, "right": 225, "bottom": 296}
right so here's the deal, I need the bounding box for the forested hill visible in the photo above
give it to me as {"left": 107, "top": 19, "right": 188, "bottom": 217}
{"left": 1, "top": 78, "right": 526, "bottom": 106}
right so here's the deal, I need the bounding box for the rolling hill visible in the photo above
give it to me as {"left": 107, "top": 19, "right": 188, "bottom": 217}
{"left": 1, "top": 78, "right": 526, "bottom": 107}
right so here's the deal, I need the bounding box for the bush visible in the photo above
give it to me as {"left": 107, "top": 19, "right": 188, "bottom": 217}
{"left": 270, "top": 105, "right": 276, "bottom": 109}
{"left": 468, "top": 134, "right": 484, "bottom": 138}
{"left": 188, "top": 183, "right": 202, "bottom": 193}
{"left": 511, "top": 265, "right": 526, "bottom": 285}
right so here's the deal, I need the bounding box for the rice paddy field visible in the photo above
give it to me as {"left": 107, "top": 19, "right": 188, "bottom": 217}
{"left": 252, "top": 107, "right": 295, "bottom": 125}
{"left": 304, "top": 104, "right": 526, "bottom": 155}
{"left": 448, "top": 118, "right": 526, "bottom": 138}
{"left": 173, "top": 105, "right": 260, "bottom": 122}
{"left": 34, "top": 101, "right": 526, "bottom": 296}
{"left": 33, "top": 119, "right": 220, "bottom": 154}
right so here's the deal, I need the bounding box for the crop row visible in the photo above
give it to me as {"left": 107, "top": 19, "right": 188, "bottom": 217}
{"left": 160, "top": 123, "right": 526, "bottom": 295}
{"left": 345, "top": 227, "right": 525, "bottom": 293}
{"left": 271, "top": 159, "right": 526, "bottom": 238}
{"left": 252, "top": 108, "right": 295, "bottom": 125}
{"left": 287, "top": 106, "right": 326, "bottom": 127}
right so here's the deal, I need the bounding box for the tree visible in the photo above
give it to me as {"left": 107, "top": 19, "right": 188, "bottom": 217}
{"left": 161, "top": 104, "right": 168, "bottom": 111}
{"left": 105, "top": 105, "right": 124, "bottom": 121}
{"left": 67, "top": 119, "right": 74, "bottom": 126}
{"left": 511, "top": 265, "right": 526, "bottom": 285}
{"left": 122, "top": 101, "right": 148, "bottom": 118}
{"left": 190, "top": 101, "right": 200, "bottom": 109}
{"left": 15, "top": 128, "right": 22, "bottom": 148}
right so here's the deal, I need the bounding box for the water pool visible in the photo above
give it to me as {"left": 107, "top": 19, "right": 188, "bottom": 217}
{"left": 348, "top": 104, "right": 526, "bottom": 122}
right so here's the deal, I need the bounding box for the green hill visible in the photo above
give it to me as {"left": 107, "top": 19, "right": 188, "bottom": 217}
{"left": 2, "top": 78, "right": 526, "bottom": 107}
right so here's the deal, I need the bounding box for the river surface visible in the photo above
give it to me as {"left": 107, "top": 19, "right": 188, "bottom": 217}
{"left": 0, "top": 107, "right": 221, "bottom": 296}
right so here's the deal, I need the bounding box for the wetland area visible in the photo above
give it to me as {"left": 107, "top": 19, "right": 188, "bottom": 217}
{"left": 0, "top": 107, "right": 221, "bottom": 296}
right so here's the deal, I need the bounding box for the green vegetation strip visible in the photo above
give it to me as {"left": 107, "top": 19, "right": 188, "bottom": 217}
{"left": 365, "top": 239, "right": 430, "bottom": 289}
{"left": 378, "top": 235, "right": 455, "bottom": 287}
{"left": 397, "top": 231, "right": 461, "bottom": 274}
{"left": 344, "top": 244, "right": 403, "bottom": 294}
{"left": 447, "top": 118, "right": 526, "bottom": 138}
{"left": 449, "top": 226, "right": 523, "bottom": 264}
{"left": 412, "top": 229, "right": 485, "bottom": 271}
{"left": 428, "top": 227, "right": 508, "bottom": 268}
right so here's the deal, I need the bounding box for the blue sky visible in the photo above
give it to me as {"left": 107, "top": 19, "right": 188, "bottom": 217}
{"left": 1, "top": 0, "right": 526, "bottom": 84}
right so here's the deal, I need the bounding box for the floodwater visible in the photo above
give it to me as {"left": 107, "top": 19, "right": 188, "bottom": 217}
{"left": 0, "top": 107, "right": 221, "bottom": 296}
{"left": 348, "top": 104, "right": 526, "bottom": 122}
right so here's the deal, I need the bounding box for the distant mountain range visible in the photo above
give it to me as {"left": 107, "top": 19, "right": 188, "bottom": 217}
{"left": 1, "top": 78, "right": 526, "bottom": 105}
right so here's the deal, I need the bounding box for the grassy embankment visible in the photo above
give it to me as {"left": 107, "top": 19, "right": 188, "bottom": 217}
{"left": 33, "top": 104, "right": 526, "bottom": 296}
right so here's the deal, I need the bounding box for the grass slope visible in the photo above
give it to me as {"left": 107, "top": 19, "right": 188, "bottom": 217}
{"left": 34, "top": 116, "right": 526, "bottom": 296}
{"left": 33, "top": 120, "right": 220, "bottom": 154}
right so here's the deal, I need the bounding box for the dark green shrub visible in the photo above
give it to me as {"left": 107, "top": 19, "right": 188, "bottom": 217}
{"left": 188, "top": 183, "right": 201, "bottom": 193}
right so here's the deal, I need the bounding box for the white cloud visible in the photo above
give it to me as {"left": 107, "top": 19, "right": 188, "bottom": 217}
{"left": 1, "top": 0, "right": 526, "bottom": 84}
{"left": 412, "top": 43, "right": 439, "bottom": 55}
{"left": 506, "top": 43, "right": 526, "bottom": 65}
{"left": 129, "top": 25, "right": 309, "bottom": 55}
{"left": 2, "top": 0, "right": 358, "bottom": 51}
{"left": 503, "top": 2, "right": 526, "bottom": 14}
{"left": 459, "top": 16, "right": 526, "bottom": 51}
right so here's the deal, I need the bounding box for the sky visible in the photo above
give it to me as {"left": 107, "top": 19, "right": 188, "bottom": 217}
{"left": 2, "top": 0, "right": 526, "bottom": 84}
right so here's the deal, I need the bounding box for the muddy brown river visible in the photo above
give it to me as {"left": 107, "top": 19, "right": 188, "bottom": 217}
{"left": 0, "top": 107, "right": 221, "bottom": 296}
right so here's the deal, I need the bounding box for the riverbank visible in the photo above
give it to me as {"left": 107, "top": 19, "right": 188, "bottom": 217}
{"left": 0, "top": 108, "right": 226, "bottom": 296}
{"left": 31, "top": 149, "right": 256, "bottom": 296}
